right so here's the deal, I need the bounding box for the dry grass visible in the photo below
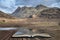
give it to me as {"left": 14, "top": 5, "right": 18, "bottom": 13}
{"left": 0, "top": 18, "right": 59, "bottom": 27}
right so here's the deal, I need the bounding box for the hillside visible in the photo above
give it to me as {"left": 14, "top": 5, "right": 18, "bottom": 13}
{"left": 38, "top": 7, "right": 60, "bottom": 19}
{"left": 0, "top": 11, "right": 15, "bottom": 19}
{"left": 35, "top": 4, "right": 48, "bottom": 10}
{"left": 12, "top": 4, "right": 48, "bottom": 18}
{"left": 12, "top": 4, "right": 60, "bottom": 19}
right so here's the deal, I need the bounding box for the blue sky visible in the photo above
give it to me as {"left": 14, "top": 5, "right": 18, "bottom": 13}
{"left": 0, "top": 0, "right": 60, "bottom": 13}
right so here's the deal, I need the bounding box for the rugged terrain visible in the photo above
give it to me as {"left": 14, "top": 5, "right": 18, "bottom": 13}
{"left": 0, "top": 4, "right": 60, "bottom": 40}
{"left": 12, "top": 4, "right": 48, "bottom": 18}
{"left": 12, "top": 4, "right": 60, "bottom": 19}
{"left": 0, "top": 11, "right": 16, "bottom": 19}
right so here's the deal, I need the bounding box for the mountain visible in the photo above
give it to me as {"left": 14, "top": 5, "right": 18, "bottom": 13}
{"left": 12, "top": 4, "right": 60, "bottom": 19}
{"left": 38, "top": 7, "right": 60, "bottom": 19}
{"left": 12, "top": 6, "right": 37, "bottom": 18}
{"left": 12, "top": 4, "right": 47, "bottom": 18}
{"left": 12, "top": 7, "right": 21, "bottom": 15}
{"left": 0, "top": 11, "right": 15, "bottom": 19}
{"left": 35, "top": 4, "right": 48, "bottom": 10}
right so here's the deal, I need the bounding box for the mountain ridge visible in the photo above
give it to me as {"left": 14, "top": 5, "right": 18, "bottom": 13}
{"left": 0, "top": 11, "right": 15, "bottom": 19}
{"left": 12, "top": 4, "right": 48, "bottom": 18}
{"left": 12, "top": 4, "right": 60, "bottom": 19}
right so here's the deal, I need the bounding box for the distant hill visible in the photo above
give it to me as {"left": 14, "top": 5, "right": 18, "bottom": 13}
{"left": 35, "top": 4, "right": 48, "bottom": 10}
{"left": 12, "top": 4, "right": 47, "bottom": 18}
{"left": 38, "top": 7, "right": 60, "bottom": 19}
{"left": 12, "top": 4, "right": 60, "bottom": 19}
{"left": 12, "top": 7, "right": 21, "bottom": 15}
{"left": 0, "top": 11, "right": 15, "bottom": 19}
{"left": 12, "top": 6, "right": 37, "bottom": 18}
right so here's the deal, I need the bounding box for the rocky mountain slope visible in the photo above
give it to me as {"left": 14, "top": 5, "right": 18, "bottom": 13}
{"left": 38, "top": 7, "right": 60, "bottom": 19}
{"left": 35, "top": 4, "right": 47, "bottom": 10}
{"left": 12, "top": 4, "right": 60, "bottom": 19}
{"left": 0, "top": 11, "right": 15, "bottom": 19}
{"left": 12, "top": 4, "right": 48, "bottom": 18}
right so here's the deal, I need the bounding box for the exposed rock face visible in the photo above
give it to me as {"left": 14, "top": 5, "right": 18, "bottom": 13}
{"left": 12, "top": 4, "right": 60, "bottom": 19}
{"left": 12, "top": 7, "right": 21, "bottom": 15}
{"left": 38, "top": 8, "right": 60, "bottom": 19}
{"left": 12, "top": 7, "right": 38, "bottom": 18}
{"left": 0, "top": 11, "right": 15, "bottom": 19}
{"left": 12, "top": 5, "right": 47, "bottom": 18}
{"left": 28, "top": 14, "right": 38, "bottom": 18}
{"left": 35, "top": 4, "right": 48, "bottom": 10}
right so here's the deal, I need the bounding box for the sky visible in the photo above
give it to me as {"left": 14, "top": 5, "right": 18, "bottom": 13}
{"left": 0, "top": 0, "right": 60, "bottom": 13}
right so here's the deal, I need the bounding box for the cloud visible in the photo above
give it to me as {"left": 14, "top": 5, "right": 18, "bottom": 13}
{"left": 15, "top": 0, "right": 57, "bottom": 6}
{"left": 50, "top": 2, "right": 60, "bottom": 8}
{"left": 0, "top": 0, "right": 15, "bottom": 8}
{"left": 0, "top": 0, "right": 16, "bottom": 13}
{"left": 0, "top": 0, "right": 60, "bottom": 13}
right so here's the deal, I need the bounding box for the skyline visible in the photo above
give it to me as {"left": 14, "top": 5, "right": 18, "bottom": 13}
{"left": 0, "top": 0, "right": 60, "bottom": 13}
